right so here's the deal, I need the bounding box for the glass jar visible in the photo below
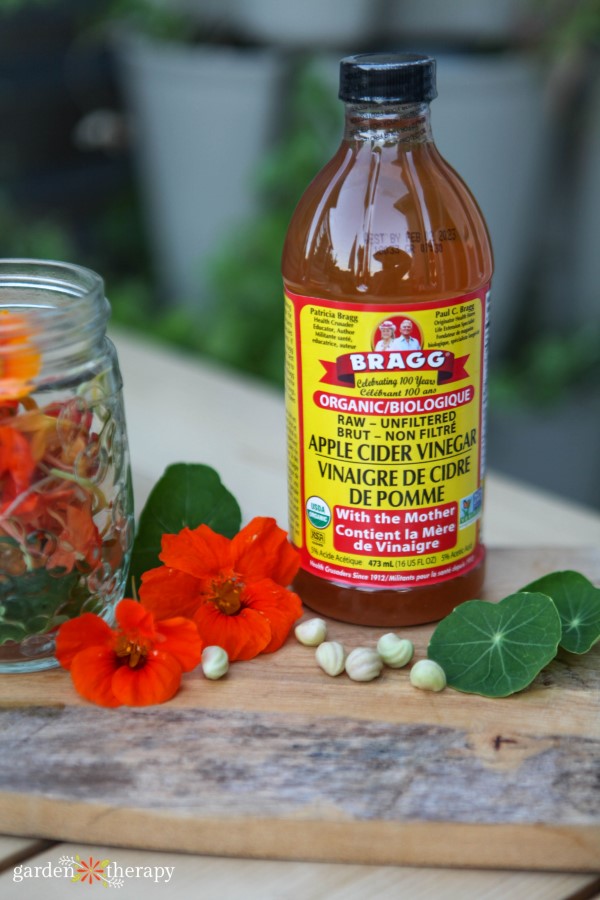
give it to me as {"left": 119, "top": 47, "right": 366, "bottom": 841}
{"left": 0, "top": 260, "right": 134, "bottom": 672}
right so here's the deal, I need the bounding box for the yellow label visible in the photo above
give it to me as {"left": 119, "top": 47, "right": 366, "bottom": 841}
{"left": 284, "top": 288, "right": 489, "bottom": 589}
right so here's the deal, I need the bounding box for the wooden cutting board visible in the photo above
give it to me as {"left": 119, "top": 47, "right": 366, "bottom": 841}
{"left": 0, "top": 548, "right": 598, "bottom": 872}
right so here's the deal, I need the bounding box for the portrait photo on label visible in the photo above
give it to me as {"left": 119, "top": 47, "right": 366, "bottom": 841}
{"left": 373, "top": 316, "right": 423, "bottom": 351}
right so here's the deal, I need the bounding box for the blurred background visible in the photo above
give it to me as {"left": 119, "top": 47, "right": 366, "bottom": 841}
{"left": 1, "top": 0, "right": 599, "bottom": 507}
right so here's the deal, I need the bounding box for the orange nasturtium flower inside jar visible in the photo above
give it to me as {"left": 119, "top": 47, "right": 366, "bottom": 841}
{"left": 0, "top": 309, "right": 41, "bottom": 400}
{"left": 56, "top": 599, "right": 203, "bottom": 707}
{"left": 0, "top": 424, "right": 36, "bottom": 512}
{"left": 139, "top": 517, "right": 303, "bottom": 661}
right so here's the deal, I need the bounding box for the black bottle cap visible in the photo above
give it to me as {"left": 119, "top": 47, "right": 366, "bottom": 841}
{"left": 339, "top": 52, "right": 437, "bottom": 103}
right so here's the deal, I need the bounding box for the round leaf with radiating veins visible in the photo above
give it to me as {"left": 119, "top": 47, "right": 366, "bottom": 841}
{"left": 427, "top": 592, "right": 562, "bottom": 698}
{"left": 521, "top": 570, "right": 600, "bottom": 654}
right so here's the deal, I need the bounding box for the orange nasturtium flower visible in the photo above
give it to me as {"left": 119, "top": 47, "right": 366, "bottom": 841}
{"left": 45, "top": 498, "right": 103, "bottom": 573}
{"left": 0, "top": 309, "right": 41, "bottom": 400}
{"left": 56, "top": 599, "right": 203, "bottom": 707}
{"left": 139, "top": 517, "right": 303, "bottom": 662}
{"left": 0, "top": 424, "right": 36, "bottom": 511}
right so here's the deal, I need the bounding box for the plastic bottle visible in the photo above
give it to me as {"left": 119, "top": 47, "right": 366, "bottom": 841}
{"left": 282, "top": 53, "right": 493, "bottom": 626}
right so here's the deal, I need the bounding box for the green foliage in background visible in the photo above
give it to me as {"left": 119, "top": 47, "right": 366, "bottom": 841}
{"left": 490, "top": 323, "right": 600, "bottom": 410}
{"left": 534, "top": 0, "right": 600, "bottom": 56}
{"left": 0, "top": 197, "right": 73, "bottom": 259}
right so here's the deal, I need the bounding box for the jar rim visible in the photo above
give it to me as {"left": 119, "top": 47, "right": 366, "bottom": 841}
{"left": 0, "top": 258, "right": 104, "bottom": 302}
{"left": 0, "top": 258, "right": 110, "bottom": 386}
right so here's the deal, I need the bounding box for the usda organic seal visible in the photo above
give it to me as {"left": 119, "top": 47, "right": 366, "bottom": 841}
{"left": 306, "top": 496, "right": 331, "bottom": 529}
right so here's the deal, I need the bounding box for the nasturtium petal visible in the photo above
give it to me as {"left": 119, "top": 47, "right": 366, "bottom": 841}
{"left": 156, "top": 617, "right": 203, "bottom": 671}
{"left": 130, "top": 464, "right": 241, "bottom": 588}
{"left": 139, "top": 566, "right": 204, "bottom": 620}
{"left": 159, "top": 524, "right": 231, "bottom": 579}
{"left": 111, "top": 650, "right": 182, "bottom": 706}
{"left": 192, "top": 602, "right": 271, "bottom": 662}
{"left": 241, "top": 579, "right": 303, "bottom": 654}
{"left": 55, "top": 613, "right": 113, "bottom": 670}
{"left": 427, "top": 592, "right": 562, "bottom": 698}
{"left": 231, "top": 517, "right": 300, "bottom": 586}
{"left": 69, "top": 646, "right": 121, "bottom": 708}
{"left": 521, "top": 570, "right": 600, "bottom": 654}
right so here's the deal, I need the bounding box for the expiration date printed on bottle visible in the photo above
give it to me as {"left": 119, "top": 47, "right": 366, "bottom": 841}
{"left": 284, "top": 288, "right": 490, "bottom": 589}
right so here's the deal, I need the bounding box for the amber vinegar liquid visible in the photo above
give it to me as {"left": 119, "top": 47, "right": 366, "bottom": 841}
{"left": 283, "top": 99, "right": 493, "bottom": 626}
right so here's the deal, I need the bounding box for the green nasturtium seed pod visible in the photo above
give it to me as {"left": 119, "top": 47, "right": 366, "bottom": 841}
{"left": 377, "top": 633, "right": 414, "bottom": 668}
{"left": 201, "top": 645, "right": 229, "bottom": 680}
{"left": 410, "top": 659, "right": 447, "bottom": 692}
{"left": 315, "top": 640, "right": 346, "bottom": 676}
{"left": 295, "top": 617, "right": 328, "bottom": 646}
{"left": 345, "top": 647, "right": 383, "bottom": 682}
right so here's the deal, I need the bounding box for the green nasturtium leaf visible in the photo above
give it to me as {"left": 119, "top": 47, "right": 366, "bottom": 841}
{"left": 130, "top": 463, "right": 242, "bottom": 588}
{"left": 427, "top": 592, "right": 562, "bottom": 698}
{"left": 521, "top": 570, "right": 600, "bottom": 654}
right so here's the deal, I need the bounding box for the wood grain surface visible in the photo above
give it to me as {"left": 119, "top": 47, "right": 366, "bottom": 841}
{"left": 0, "top": 548, "right": 598, "bottom": 872}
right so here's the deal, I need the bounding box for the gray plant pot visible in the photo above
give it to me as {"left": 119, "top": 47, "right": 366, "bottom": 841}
{"left": 385, "top": 0, "right": 526, "bottom": 44}
{"left": 487, "top": 393, "right": 600, "bottom": 509}
{"left": 115, "top": 31, "right": 283, "bottom": 305}
{"left": 229, "top": 0, "right": 372, "bottom": 48}
{"left": 432, "top": 53, "right": 549, "bottom": 362}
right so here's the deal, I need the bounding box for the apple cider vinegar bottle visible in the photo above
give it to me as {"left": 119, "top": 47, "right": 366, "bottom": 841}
{"left": 283, "top": 53, "right": 493, "bottom": 625}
